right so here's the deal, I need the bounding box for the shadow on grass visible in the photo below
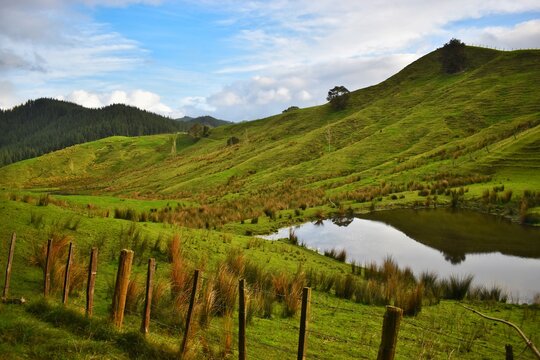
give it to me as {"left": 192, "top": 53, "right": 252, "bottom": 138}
{"left": 26, "top": 299, "right": 177, "bottom": 359}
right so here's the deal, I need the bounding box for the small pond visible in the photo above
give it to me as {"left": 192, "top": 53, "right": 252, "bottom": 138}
{"left": 262, "top": 209, "right": 540, "bottom": 303}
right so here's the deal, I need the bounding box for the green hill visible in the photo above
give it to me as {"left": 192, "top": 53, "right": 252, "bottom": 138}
{"left": 0, "top": 98, "right": 186, "bottom": 166}
{"left": 175, "top": 115, "right": 232, "bottom": 128}
{"left": 1, "top": 46, "right": 538, "bottom": 224}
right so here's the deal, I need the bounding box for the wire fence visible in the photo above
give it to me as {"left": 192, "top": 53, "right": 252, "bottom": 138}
{"left": 2, "top": 238, "right": 539, "bottom": 359}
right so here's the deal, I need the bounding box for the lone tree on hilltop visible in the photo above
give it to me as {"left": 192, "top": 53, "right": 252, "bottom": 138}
{"left": 440, "top": 38, "right": 467, "bottom": 74}
{"left": 326, "top": 86, "right": 350, "bottom": 110}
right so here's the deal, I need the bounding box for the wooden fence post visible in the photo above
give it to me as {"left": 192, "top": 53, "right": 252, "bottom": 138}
{"left": 297, "top": 287, "right": 311, "bottom": 360}
{"left": 377, "top": 306, "right": 403, "bottom": 360}
{"left": 86, "top": 247, "right": 98, "bottom": 317}
{"left": 180, "top": 269, "right": 200, "bottom": 358}
{"left": 506, "top": 344, "right": 514, "bottom": 360}
{"left": 62, "top": 242, "right": 73, "bottom": 305}
{"left": 141, "top": 258, "right": 156, "bottom": 335}
{"left": 238, "top": 278, "right": 247, "bottom": 360}
{"left": 2, "top": 232, "right": 16, "bottom": 299}
{"left": 111, "top": 249, "right": 133, "bottom": 328}
{"left": 43, "top": 239, "right": 53, "bottom": 297}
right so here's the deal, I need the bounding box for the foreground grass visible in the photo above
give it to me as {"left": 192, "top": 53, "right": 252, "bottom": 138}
{"left": 0, "top": 197, "right": 539, "bottom": 359}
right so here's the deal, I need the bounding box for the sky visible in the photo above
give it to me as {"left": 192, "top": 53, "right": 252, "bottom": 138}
{"left": 1, "top": 1, "right": 540, "bottom": 121}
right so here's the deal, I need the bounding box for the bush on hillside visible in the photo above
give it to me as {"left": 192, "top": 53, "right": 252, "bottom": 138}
{"left": 326, "top": 86, "right": 350, "bottom": 110}
{"left": 440, "top": 38, "right": 467, "bottom": 74}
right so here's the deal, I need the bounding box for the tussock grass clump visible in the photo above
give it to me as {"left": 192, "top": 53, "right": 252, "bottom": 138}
{"left": 214, "top": 264, "right": 237, "bottom": 316}
{"left": 125, "top": 276, "right": 145, "bottom": 314}
{"left": 324, "top": 247, "right": 347, "bottom": 262}
{"left": 396, "top": 284, "right": 423, "bottom": 316}
{"left": 169, "top": 241, "right": 192, "bottom": 308}
{"left": 30, "top": 211, "right": 45, "bottom": 228}
{"left": 442, "top": 274, "right": 474, "bottom": 300}
{"left": 198, "top": 278, "right": 216, "bottom": 328}
{"left": 467, "top": 285, "right": 508, "bottom": 303}
{"left": 37, "top": 194, "right": 50, "bottom": 206}
{"left": 354, "top": 279, "right": 385, "bottom": 305}
{"left": 420, "top": 271, "right": 441, "bottom": 304}
{"left": 288, "top": 228, "right": 299, "bottom": 245}
{"left": 272, "top": 269, "right": 305, "bottom": 317}
{"left": 335, "top": 274, "right": 356, "bottom": 300}
{"left": 29, "top": 232, "right": 86, "bottom": 294}
{"left": 150, "top": 277, "right": 170, "bottom": 321}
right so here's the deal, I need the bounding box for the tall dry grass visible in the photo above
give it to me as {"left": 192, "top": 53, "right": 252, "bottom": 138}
{"left": 29, "top": 232, "right": 86, "bottom": 295}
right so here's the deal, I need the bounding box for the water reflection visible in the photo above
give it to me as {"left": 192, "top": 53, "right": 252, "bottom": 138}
{"left": 263, "top": 209, "right": 540, "bottom": 302}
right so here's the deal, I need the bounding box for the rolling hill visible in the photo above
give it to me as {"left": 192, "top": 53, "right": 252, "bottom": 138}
{"left": 1, "top": 46, "right": 539, "bottom": 224}
{"left": 0, "top": 98, "right": 187, "bottom": 166}
{"left": 175, "top": 115, "right": 232, "bottom": 128}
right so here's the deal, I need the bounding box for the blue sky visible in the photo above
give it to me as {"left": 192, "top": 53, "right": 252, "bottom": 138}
{"left": 1, "top": 0, "right": 540, "bottom": 121}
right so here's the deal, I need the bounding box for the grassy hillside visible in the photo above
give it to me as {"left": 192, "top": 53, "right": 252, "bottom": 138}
{"left": 1, "top": 46, "right": 539, "bottom": 225}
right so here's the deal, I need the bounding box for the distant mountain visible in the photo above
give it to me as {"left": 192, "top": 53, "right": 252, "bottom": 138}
{"left": 175, "top": 115, "right": 232, "bottom": 128}
{"left": 0, "top": 98, "right": 186, "bottom": 166}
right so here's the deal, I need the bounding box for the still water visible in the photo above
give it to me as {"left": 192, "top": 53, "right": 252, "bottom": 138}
{"left": 263, "top": 209, "right": 540, "bottom": 303}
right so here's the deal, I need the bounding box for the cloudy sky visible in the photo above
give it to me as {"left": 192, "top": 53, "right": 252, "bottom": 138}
{"left": 1, "top": 0, "right": 539, "bottom": 121}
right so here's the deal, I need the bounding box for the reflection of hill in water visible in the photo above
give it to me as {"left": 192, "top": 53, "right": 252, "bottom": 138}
{"left": 359, "top": 209, "right": 540, "bottom": 264}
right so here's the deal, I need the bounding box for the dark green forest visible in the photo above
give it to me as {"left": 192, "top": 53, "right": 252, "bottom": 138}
{"left": 0, "top": 98, "right": 224, "bottom": 166}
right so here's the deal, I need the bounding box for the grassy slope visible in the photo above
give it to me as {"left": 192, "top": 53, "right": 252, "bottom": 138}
{"left": 1, "top": 47, "right": 539, "bottom": 205}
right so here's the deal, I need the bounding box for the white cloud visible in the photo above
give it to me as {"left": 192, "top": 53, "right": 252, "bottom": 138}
{"left": 190, "top": 0, "right": 540, "bottom": 120}
{"left": 179, "top": 96, "right": 216, "bottom": 113}
{"left": 0, "top": 0, "right": 147, "bottom": 108}
{"left": 60, "top": 89, "right": 174, "bottom": 116}
{"left": 199, "top": 53, "right": 419, "bottom": 120}
{"left": 460, "top": 19, "right": 540, "bottom": 49}
{"left": 0, "top": 80, "right": 17, "bottom": 109}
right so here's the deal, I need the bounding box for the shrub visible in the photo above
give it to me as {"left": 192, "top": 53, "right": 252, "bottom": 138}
{"left": 326, "top": 86, "right": 350, "bottom": 110}
{"left": 282, "top": 106, "right": 299, "bottom": 113}
{"left": 440, "top": 38, "right": 467, "bottom": 74}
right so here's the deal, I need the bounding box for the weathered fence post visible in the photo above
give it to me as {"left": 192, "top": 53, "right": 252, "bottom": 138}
{"left": 2, "top": 232, "right": 16, "bottom": 299}
{"left": 62, "top": 242, "right": 73, "bottom": 305}
{"left": 506, "top": 344, "right": 514, "bottom": 360}
{"left": 43, "top": 239, "right": 53, "bottom": 297}
{"left": 297, "top": 287, "right": 311, "bottom": 360}
{"left": 141, "top": 258, "right": 156, "bottom": 335}
{"left": 111, "top": 249, "right": 133, "bottom": 328}
{"left": 180, "top": 269, "right": 200, "bottom": 358}
{"left": 377, "top": 306, "right": 403, "bottom": 360}
{"left": 86, "top": 247, "right": 98, "bottom": 317}
{"left": 238, "top": 278, "right": 247, "bottom": 360}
